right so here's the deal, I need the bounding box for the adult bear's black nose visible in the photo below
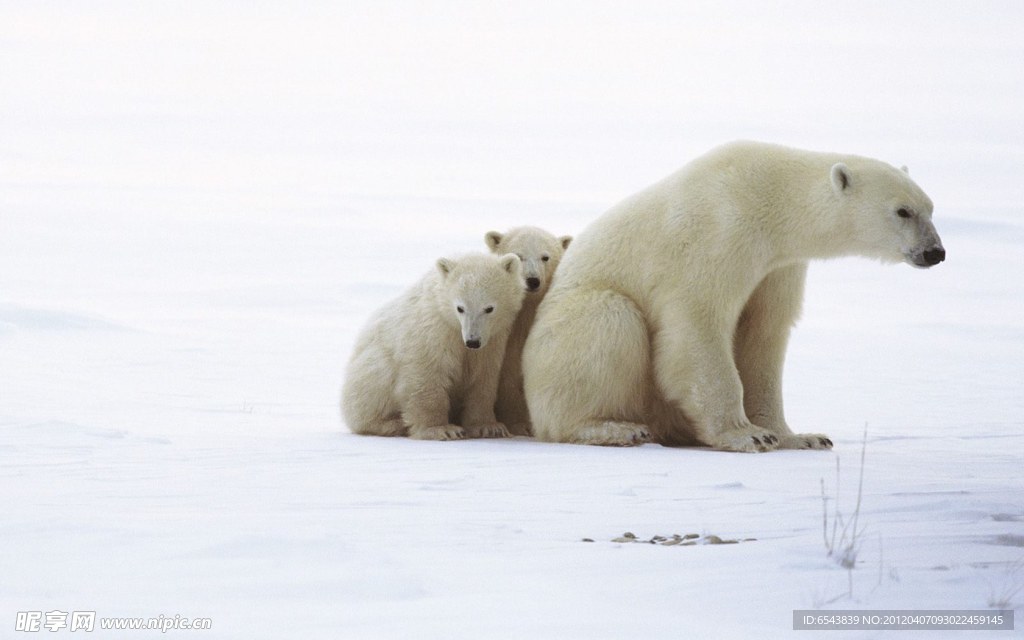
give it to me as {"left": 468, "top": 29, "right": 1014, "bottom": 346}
{"left": 923, "top": 247, "right": 945, "bottom": 265}
{"left": 526, "top": 277, "right": 541, "bottom": 291}
{"left": 465, "top": 339, "right": 481, "bottom": 349}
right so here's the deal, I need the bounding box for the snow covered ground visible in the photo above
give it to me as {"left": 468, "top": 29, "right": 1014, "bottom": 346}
{"left": 2, "top": 2, "right": 1022, "bottom": 638}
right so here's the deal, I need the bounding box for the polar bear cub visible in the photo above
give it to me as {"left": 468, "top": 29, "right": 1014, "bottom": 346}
{"left": 523, "top": 141, "right": 945, "bottom": 452}
{"left": 484, "top": 227, "right": 572, "bottom": 435}
{"left": 343, "top": 253, "right": 525, "bottom": 440}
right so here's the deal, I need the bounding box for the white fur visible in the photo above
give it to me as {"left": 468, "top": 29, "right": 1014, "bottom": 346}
{"left": 343, "top": 253, "right": 525, "bottom": 440}
{"left": 522, "top": 141, "right": 944, "bottom": 452}
{"left": 484, "top": 226, "right": 572, "bottom": 435}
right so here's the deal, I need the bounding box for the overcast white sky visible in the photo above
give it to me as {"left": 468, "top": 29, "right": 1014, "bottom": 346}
{"left": 2, "top": 2, "right": 1021, "bottom": 209}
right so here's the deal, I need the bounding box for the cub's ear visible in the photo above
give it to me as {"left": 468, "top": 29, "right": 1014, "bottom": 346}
{"left": 485, "top": 231, "right": 504, "bottom": 251}
{"left": 830, "top": 163, "right": 851, "bottom": 192}
{"left": 436, "top": 257, "right": 456, "bottom": 278}
{"left": 559, "top": 235, "right": 573, "bottom": 250}
{"left": 500, "top": 253, "right": 521, "bottom": 275}
{"left": 900, "top": 165, "right": 910, "bottom": 175}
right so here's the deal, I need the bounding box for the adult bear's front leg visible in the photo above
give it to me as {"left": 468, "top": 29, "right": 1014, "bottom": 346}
{"left": 734, "top": 264, "right": 832, "bottom": 450}
{"left": 653, "top": 311, "right": 780, "bottom": 453}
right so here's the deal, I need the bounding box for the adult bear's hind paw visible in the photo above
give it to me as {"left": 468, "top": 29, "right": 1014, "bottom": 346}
{"left": 572, "top": 421, "right": 652, "bottom": 446}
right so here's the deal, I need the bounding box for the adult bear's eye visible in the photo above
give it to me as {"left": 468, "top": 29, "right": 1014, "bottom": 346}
{"left": 541, "top": 255, "right": 550, "bottom": 262}
{"left": 484, "top": 306, "right": 494, "bottom": 314}
{"left": 457, "top": 306, "right": 465, "bottom": 313}
{"left": 897, "top": 208, "right": 911, "bottom": 219}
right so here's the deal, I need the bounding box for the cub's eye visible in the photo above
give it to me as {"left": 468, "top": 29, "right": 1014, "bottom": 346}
{"left": 541, "top": 255, "right": 550, "bottom": 262}
{"left": 897, "top": 208, "right": 911, "bottom": 219}
{"left": 484, "top": 306, "right": 494, "bottom": 314}
{"left": 456, "top": 306, "right": 465, "bottom": 314}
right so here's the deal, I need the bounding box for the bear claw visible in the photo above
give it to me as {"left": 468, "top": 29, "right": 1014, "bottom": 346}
{"left": 802, "top": 435, "right": 834, "bottom": 450}
{"left": 718, "top": 427, "right": 781, "bottom": 452}
{"left": 409, "top": 424, "right": 466, "bottom": 441}
{"left": 464, "top": 422, "right": 512, "bottom": 439}
{"left": 778, "top": 433, "right": 834, "bottom": 450}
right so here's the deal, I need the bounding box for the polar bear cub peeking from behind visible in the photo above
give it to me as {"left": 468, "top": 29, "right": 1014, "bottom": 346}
{"left": 343, "top": 253, "right": 525, "bottom": 440}
{"left": 485, "top": 227, "right": 572, "bottom": 435}
{"left": 522, "top": 140, "right": 945, "bottom": 452}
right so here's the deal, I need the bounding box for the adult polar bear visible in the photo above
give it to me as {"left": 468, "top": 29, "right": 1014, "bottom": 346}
{"left": 522, "top": 141, "right": 945, "bottom": 452}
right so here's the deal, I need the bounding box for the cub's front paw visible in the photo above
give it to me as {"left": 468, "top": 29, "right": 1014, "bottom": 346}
{"left": 464, "top": 422, "right": 512, "bottom": 439}
{"left": 409, "top": 424, "right": 466, "bottom": 441}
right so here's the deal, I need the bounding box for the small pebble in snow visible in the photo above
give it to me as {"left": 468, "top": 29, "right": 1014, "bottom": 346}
{"left": 594, "top": 532, "right": 754, "bottom": 546}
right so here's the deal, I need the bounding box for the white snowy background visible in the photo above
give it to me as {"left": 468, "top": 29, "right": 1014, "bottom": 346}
{"left": 2, "top": 2, "right": 1022, "bottom": 638}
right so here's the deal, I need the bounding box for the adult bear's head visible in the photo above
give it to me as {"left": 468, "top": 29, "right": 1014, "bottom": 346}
{"left": 830, "top": 160, "right": 945, "bottom": 268}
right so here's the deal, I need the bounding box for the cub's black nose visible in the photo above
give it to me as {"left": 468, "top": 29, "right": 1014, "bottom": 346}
{"left": 465, "top": 339, "right": 481, "bottom": 349}
{"left": 923, "top": 247, "right": 945, "bottom": 265}
{"left": 526, "top": 277, "right": 541, "bottom": 291}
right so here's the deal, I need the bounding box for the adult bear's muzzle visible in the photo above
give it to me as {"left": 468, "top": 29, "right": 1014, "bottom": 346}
{"left": 923, "top": 246, "right": 946, "bottom": 266}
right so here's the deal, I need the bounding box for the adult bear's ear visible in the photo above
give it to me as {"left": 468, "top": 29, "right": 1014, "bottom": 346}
{"left": 436, "top": 257, "right": 456, "bottom": 278}
{"left": 485, "top": 231, "right": 504, "bottom": 251}
{"left": 500, "top": 253, "right": 521, "bottom": 275}
{"left": 900, "top": 165, "right": 910, "bottom": 175}
{"left": 559, "top": 235, "right": 573, "bottom": 250}
{"left": 830, "top": 163, "right": 851, "bottom": 193}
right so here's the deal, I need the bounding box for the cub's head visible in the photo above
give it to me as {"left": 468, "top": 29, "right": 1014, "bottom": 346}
{"left": 830, "top": 160, "right": 945, "bottom": 268}
{"left": 485, "top": 226, "right": 572, "bottom": 296}
{"left": 435, "top": 253, "right": 524, "bottom": 349}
